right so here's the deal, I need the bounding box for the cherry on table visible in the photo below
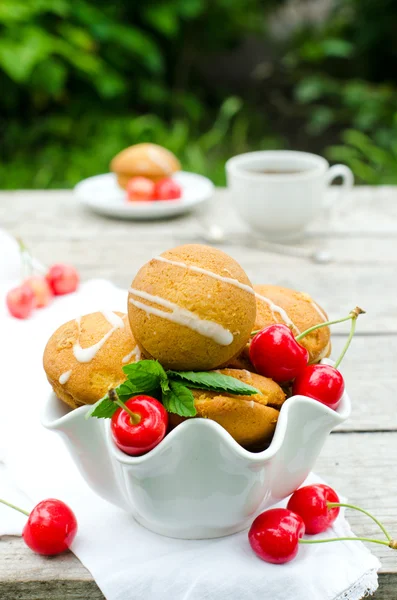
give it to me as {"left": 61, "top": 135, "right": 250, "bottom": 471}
{"left": 248, "top": 508, "right": 305, "bottom": 564}
{"left": 0, "top": 497, "right": 77, "bottom": 556}
{"left": 249, "top": 324, "right": 309, "bottom": 383}
{"left": 24, "top": 275, "right": 53, "bottom": 308}
{"left": 46, "top": 263, "right": 79, "bottom": 295}
{"left": 287, "top": 484, "right": 340, "bottom": 534}
{"left": 23, "top": 499, "right": 78, "bottom": 555}
{"left": 6, "top": 284, "right": 35, "bottom": 319}
{"left": 111, "top": 394, "right": 168, "bottom": 456}
{"left": 292, "top": 364, "right": 344, "bottom": 410}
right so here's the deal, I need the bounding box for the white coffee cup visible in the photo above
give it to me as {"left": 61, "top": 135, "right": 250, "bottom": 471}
{"left": 225, "top": 150, "right": 353, "bottom": 240}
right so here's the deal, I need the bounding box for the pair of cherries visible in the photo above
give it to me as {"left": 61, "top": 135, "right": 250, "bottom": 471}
{"left": 249, "top": 307, "right": 364, "bottom": 410}
{"left": 249, "top": 483, "right": 396, "bottom": 564}
{"left": 126, "top": 176, "right": 182, "bottom": 202}
{"left": 6, "top": 239, "right": 79, "bottom": 319}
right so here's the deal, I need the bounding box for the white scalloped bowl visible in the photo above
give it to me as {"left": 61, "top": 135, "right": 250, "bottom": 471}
{"left": 42, "top": 374, "right": 350, "bottom": 539}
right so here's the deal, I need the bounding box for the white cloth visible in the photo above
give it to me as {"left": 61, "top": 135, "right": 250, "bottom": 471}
{"left": 0, "top": 239, "right": 380, "bottom": 600}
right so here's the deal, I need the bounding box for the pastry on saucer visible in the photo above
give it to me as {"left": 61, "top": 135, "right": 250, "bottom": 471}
{"left": 110, "top": 143, "right": 181, "bottom": 189}
{"left": 43, "top": 312, "right": 141, "bottom": 409}
{"left": 128, "top": 244, "right": 257, "bottom": 371}
{"left": 169, "top": 368, "right": 286, "bottom": 448}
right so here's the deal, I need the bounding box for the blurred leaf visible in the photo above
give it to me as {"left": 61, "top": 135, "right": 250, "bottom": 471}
{"left": 0, "top": 0, "right": 68, "bottom": 22}
{"left": 306, "top": 106, "right": 334, "bottom": 135}
{"left": 31, "top": 58, "right": 67, "bottom": 95}
{"left": 295, "top": 76, "right": 327, "bottom": 103}
{"left": 0, "top": 26, "right": 53, "bottom": 81}
{"left": 57, "top": 23, "right": 96, "bottom": 51}
{"left": 143, "top": 4, "right": 179, "bottom": 37}
{"left": 321, "top": 38, "right": 353, "bottom": 58}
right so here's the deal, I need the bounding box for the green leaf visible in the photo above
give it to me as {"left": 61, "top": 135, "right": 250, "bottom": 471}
{"left": 321, "top": 38, "right": 353, "bottom": 59}
{"left": 117, "top": 360, "right": 167, "bottom": 396}
{"left": 167, "top": 370, "right": 260, "bottom": 396}
{"left": 162, "top": 381, "right": 196, "bottom": 417}
{"left": 88, "top": 396, "right": 118, "bottom": 419}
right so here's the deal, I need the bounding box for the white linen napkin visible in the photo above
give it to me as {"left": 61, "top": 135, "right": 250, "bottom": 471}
{"left": 0, "top": 245, "right": 380, "bottom": 600}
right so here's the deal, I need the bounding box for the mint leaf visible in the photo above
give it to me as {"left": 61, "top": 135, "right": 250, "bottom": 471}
{"left": 88, "top": 396, "right": 118, "bottom": 419}
{"left": 121, "top": 359, "right": 167, "bottom": 393}
{"left": 162, "top": 381, "right": 196, "bottom": 417}
{"left": 167, "top": 370, "right": 260, "bottom": 396}
{"left": 122, "top": 359, "right": 167, "bottom": 380}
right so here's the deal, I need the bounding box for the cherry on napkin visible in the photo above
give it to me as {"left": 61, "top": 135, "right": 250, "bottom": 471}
{"left": 0, "top": 278, "right": 380, "bottom": 600}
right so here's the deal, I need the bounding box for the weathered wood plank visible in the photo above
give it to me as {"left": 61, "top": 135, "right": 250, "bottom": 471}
{"left": 1, "top": 432, "right": 396, "bottom": 599}
{"left": 327, "top": 335, "right": 397, "bottom": 432}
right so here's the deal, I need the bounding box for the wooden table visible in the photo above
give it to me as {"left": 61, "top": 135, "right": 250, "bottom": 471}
{"left": 1, "top": 188, "right": 396, "bottom": 599}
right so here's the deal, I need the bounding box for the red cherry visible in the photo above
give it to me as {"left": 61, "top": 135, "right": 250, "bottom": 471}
{"left": 46, "top": 264, "right": 79, "bottom": 295}
{"left": 249, "top": 324, "right": 309, "bottom": 383}
{"left": 111, "top": 395, "right": 168, "bottom": 456}
{"left": 24, "top": 275, "right": 53, "bottom": 308}
{"left": 6, "top": 284, "right": 35, "bottom": 319}
{"left": 287, "top": 484, "right": 340, "bottom": 534}
{"left": 23, "top": 499, "right": 78, "bottom": 555}
{"left": 248, "top": 508, "right": 305, "bottom": 564}
{"left": 126, "top": 176, "right": 156, "bottom": 201}
{"left": 292, "top": 364, "right": 344, "bottom": 410}
{"left": 153, "top": 177, "right": 182, "bottom": 200}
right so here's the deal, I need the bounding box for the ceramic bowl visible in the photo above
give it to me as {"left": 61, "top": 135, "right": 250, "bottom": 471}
{"left": 41, "top": 367, "right": 351, "bottom": 539}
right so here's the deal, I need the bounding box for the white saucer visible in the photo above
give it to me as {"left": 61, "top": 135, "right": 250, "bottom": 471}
{"left": 74, "top": 172, "right": 214, "bottom": 220}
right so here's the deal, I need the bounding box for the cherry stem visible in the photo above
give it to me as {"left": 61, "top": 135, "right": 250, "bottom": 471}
{"left": 0, "top": 498, "right": 29, "bottom": 517}
{"left": 333, "top": 307, "right": 365, "bottom": 369}
{"left": 294, "top": 306, "right": 365, "bottom": 343}
{"left": 327, "top": 502, "right": 392, "bottom": 541}
{"left": 108, "top": 389, "right": 141, "bottom": 425}
{"left": 300, "top": 536, "right": 395, "bottom": 548}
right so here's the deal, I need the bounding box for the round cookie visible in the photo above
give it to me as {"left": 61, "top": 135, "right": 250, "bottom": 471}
{"left": 110, "top": 143, "right": 181, "bottom": 188}
{"left": 253, "top": 285, "right": 331, "bottom": 363}
{"left": 128, "top": 244, "right": 257, "bottom": 371}
{"left": 43, "top": 312, "right": 141, "bottom": 409}
{"left": 169, "top": 368, "right": 286, "bottom": 448}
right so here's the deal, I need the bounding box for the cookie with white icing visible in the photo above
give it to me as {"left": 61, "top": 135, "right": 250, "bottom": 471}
{"left": 110, "top": 143, "right": 181, "bottom": 189}
{"left": 128, "top": 244, "right": 257, "bottom": 371}
{"left": 254, "top": 285, "right": 331, "bottom": 363}
{"left": 43, "top": 312, "right": 141, "bottom": 409}
{"left": 168, "top": 368, "right": 286, "bottom": 448}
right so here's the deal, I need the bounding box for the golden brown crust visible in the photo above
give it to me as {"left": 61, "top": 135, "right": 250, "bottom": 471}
{"left": 252, "top": 285, "right": 331, "bottom": 364}
{"left": 128, "top": 244, "right": 257, "bottom": 371}
{"left": 169, "top": 368, "right": 286, "bottom": 448}
{"left": 43, "top": 312, "right": 139, "bottom": 409}
{"left": 110, "top": 143, "right": 181, "bottom": 187}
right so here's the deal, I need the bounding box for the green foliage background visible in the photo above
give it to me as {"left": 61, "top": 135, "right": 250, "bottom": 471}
{"left": 1, "top": 0, "right": 396, "bottom": 188}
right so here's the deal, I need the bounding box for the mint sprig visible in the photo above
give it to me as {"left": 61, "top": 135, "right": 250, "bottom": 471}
{"left": 88, "top": 360, "right": 260, "bottom": 420}
{"left": 167, "top": 370, "right": 259, "bottom": 396}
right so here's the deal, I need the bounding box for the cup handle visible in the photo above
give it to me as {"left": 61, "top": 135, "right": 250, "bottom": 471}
{"left": 325, "top": 162, "right": 354, "bottom": 199}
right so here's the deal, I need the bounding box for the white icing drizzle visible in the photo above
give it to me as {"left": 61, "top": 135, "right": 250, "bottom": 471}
{"left": 129, "top": 288, "right": 233, "bottom": 346}
{"left": 154, "top": 256, "right": 300, "bottom": 334}
{"left": 100, "top": 311, "right": 125, "bottom": 329}
{"left": 122, "top": 345, "right": 141, "bottom": 364}
{"left": 73, "top": 312, "right": 125, "bottom": 364}
{"left": 59, "top": 370, "right": 72, "bottom": 385}
{"left": 310, "top": 301, "right": 328, "bottom": 322}
{"left": 255, "top": 293, "right": 300, "bottom": 334}
{"left": 154, "top": 256, "right": 255, "bottom": 295}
